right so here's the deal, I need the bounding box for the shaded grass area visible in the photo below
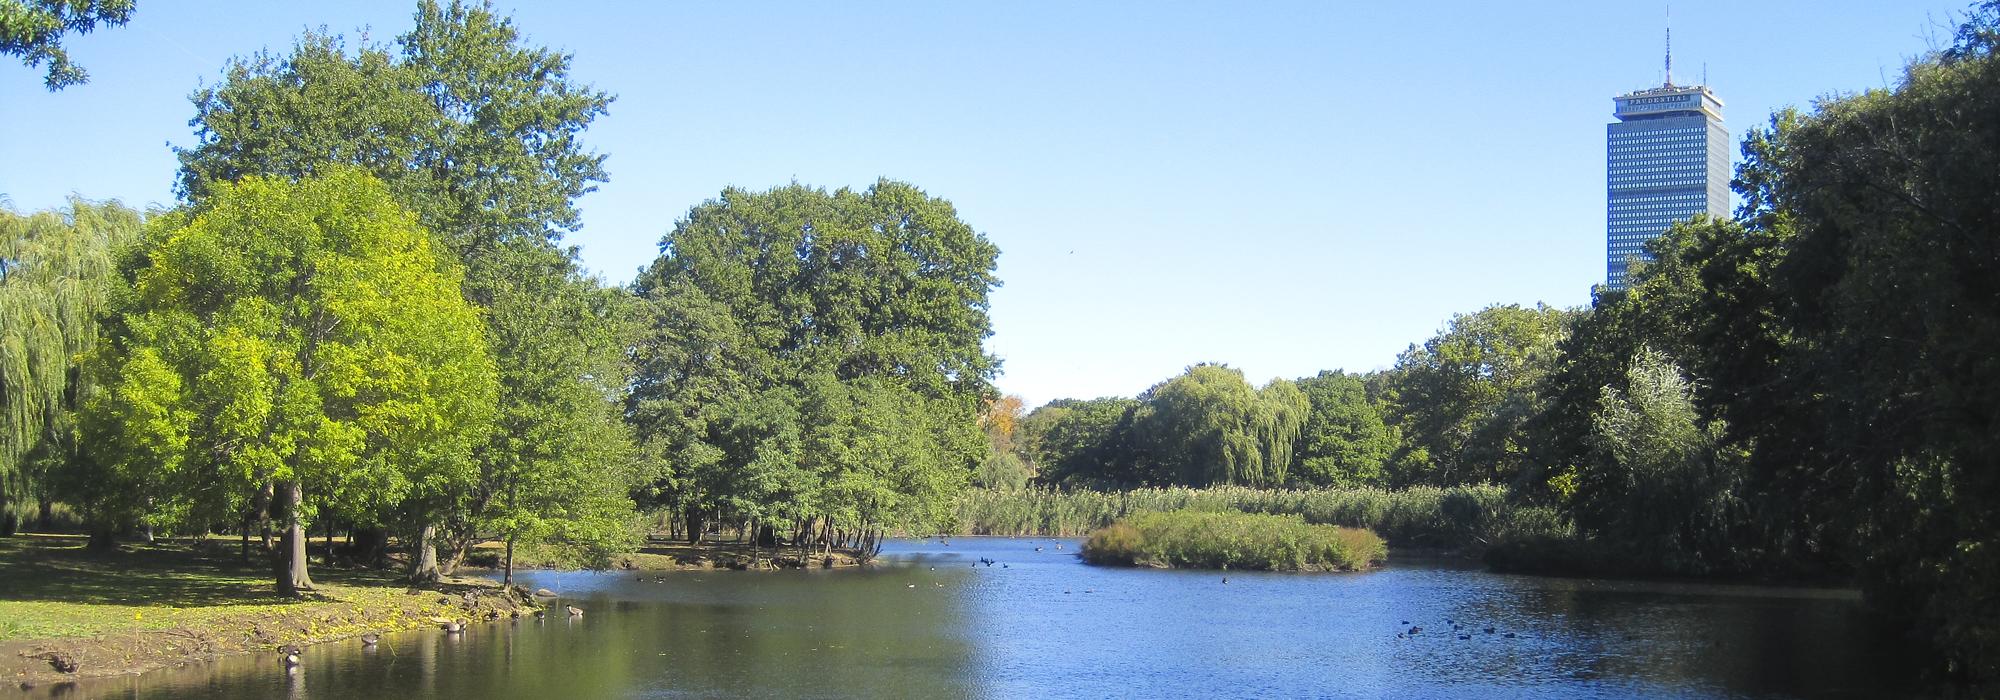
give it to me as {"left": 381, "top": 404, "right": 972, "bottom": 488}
{"left": 0, "top": 534, "right": 531, "bottom": 685}
{"left": 955, "top": 485, "right": 1569, "bottom": 551}
{"left": 1081, "top": 510, "right": 1387, "bottom": 572}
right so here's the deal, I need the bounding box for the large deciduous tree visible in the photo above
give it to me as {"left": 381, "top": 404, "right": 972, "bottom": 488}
{"left": 628, "top": 181, "right": 1000, "bottom": 550}
{"left": 1732, "top": 5, "right": 2000, "bottom": 679}
{"left": 80, "top": 170, "right": 494, "bottom": 595}
{"left": 0, "top": 199, "right": 142, "bottom": 536}
{"left": 1289, "top": 370, "right": 1394, "bottom": 488}
{"left": 1388, "top": 303, "right": 1569, "bottom": 487}
{"left": 1135, "top": 364, "right": 1308, "bottom": 488}
{"left": 172, "top": 0, "right": 633, "bottom": 579}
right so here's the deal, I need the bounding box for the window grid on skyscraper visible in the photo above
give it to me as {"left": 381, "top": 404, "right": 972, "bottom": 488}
{"left": 1605, "top": 82, "right": 1730, "bottom": 290}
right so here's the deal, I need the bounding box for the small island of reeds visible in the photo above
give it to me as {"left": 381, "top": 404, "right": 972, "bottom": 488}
{"left": 1080, "top": 510, "right": 1387, "bottom": 572}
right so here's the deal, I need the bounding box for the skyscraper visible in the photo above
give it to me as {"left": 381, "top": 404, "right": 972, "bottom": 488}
{"left": 1605, "top": 80, "right": 1729, "bottom": 290}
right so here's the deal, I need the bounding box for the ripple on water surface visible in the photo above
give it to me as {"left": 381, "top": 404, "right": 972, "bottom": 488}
{"left": 25, "top": 538, "right": 1911, "bottom": 699}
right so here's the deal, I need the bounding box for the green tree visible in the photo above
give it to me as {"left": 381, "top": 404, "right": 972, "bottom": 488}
{"left": 628, "top": 181, "right": 1000, "bottom": 549}
{"left": 1289, "top": 370, "right": 1394, "bottom": 487}
{"left": 1018, "top": 397, "right": 1145, "bottom": 488}
{"left": 452, "top": 240, "right": 643, "bottom": 583}
{"left": 1388, "top": 303, "right": 1570, "bottom": 487}
{"left": 975, "top": 395, "right": 1033, "bottom": 490}
{"left": 1577, "top": 348, "right": 1742, "bottom": 573}
{"left": 173, "top": 0, "right": 630, "bottom": 578}
{"left": 1135, "top": 364, "right": 1308, "bottom": 488}
{"left": 0, "top": 199, "right": 143, "bottom": 535}
{"left": 80, "top": 170, "right": 495, "bottom": 595}
{"left": 1732, "top": 5, "right": 2000, "bottom": 678}
{"left": 1, "top": 0, "right": 133, "bottom": 89}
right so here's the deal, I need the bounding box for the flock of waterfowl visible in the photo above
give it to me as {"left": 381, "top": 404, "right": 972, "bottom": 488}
{"left": 264, "top": 588, "right": 583, "bottom": 674}
{"left": 1396, "top": 617, "right": 1520, "bottom": 642}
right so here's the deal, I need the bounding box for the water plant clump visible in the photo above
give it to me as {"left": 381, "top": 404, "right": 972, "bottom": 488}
{"left": 954, "top": 484, "right": 1568, "bottom": 550}
{"left": 1080, "top": 509, "right": 1387, "bottom": 572}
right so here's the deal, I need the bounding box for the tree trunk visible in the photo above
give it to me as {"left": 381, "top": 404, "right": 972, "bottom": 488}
{"left": 685, "top": 506, "right": 704, "bottom": 545}
{"left": 502, "top": 535, "right": 516, "bottom": 586}
{"left": 351, "top": 526, "right": 389, "bottom": 568}
{"left": 409, "top": 523, "right": 441, "bottom": 584}
{"left": 37, "top": 496, "right": 53, "bottom": 532}
{"left": 255, "top": 482, "right": 275, "bottom": 551}
{"left": 276, "top": 480, "right": 314, "bottom": 596}
{"left": 0, "top": 494, "right": 15, "bottom": 537}
{"left": 86, "top": 526, "right": 118, "bottom": 551}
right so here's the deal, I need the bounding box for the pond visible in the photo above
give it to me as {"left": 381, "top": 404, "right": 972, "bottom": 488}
{"left": 42, "top": 537, "right": 1915, "bottom": 698}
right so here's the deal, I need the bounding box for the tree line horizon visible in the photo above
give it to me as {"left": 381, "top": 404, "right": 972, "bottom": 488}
{"left": 3, "top": 0, "right": 1998, "bottom": 687}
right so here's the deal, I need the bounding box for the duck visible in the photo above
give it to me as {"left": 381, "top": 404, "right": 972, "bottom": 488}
{"left": 1483, "top": 627, "right": 1495, "bottom": 635}
{"left": 30, "top": 651, "right": 77, "bottom": 674}
{"left": 441, "top": 620, "right": 464, "bottom": 634}
{"left": 360, "top": 633, "right": 380, "bottom": 646}
{"left": 1503, "top": 632, "right": 1517, "bottom": 639}
{"left": 278, "top": 644, "right": 303, "bottom": 669}
{"left": 1457, "top": 634, "right": 1471, "bottom": 640}
{"left": 1409, "top": 626, "right": 1423, "bottom": 635}
{"left": 566, "top": 605, "right": 584, "bottom": 617}
{"left": 533, "top": 609, "right": 547, "bottom": 620}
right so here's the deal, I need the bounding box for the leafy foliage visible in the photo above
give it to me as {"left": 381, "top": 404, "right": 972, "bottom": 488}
{"left": 0, "top": 199, "right": 142, "bottom": 534}
{"left": 628, "top": 181, "right": 1000, "bottom": 546}
{"left": 1385, "top": 304, "right": 1570, "bottom": 488}
{"left": 0, "top": 0, "right": 133, "bottom": 89}
{"left": 79, "top": 169, "right": 495, "bottom": 592}
{"left": 172, "top": 0, "right": 635, "bottom": 577}
{"left": 1290, "top": 370, "right": 1394, "bottom": 488}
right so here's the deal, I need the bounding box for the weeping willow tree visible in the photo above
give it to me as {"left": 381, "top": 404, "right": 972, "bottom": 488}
{"left": 1137, "top": 364, "right": 1310, "bottom": 487}
{"left": 0, "top": 199, "right": 144, "bottom": 536}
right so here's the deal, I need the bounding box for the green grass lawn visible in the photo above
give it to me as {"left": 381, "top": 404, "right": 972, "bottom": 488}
{"left": 0, "top": 533, "right": 527, "bottom": 682}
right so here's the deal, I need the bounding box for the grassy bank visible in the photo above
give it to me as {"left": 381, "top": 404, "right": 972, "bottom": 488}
{"left": 0, "top": 534, "right": 535, "bottom": 688}
{"left": 953, "top": 485, "right": 1568, "bottom": 551}
{"left": 1081, "top": 510, "right": 1386, "bottom": 572}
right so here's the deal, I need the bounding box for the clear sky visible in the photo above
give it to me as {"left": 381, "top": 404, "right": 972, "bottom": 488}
{"left": 0, "top": 1, "right": 1966, "bottom": 407}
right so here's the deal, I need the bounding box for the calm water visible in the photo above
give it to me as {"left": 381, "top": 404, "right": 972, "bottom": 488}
{"left": 34, "top": 538, "right": 1915, "bottom": 699}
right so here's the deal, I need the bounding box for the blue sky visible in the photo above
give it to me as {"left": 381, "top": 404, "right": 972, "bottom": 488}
{"left": 0, "top": 1, "right": 1965, "bottom": 407}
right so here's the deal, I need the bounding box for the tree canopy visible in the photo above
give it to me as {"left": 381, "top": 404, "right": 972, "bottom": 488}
{"left": 627, "top": 180, "right": 999, "bottom": 551}
{"left": 171, "top": 0, "right": 634, "bottom": 580}
{"left": 1, "top": 0, "right": 133, "bottom": 89}
{"left": 80, "top": 169, "right": 495, "bottom": 594}
{"left": 0, "top": 198, "right": 142, "bottom": 535}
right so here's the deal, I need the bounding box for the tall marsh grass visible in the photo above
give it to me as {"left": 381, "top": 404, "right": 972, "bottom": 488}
{"left": 952, "top": 484, "right": 1567, "bottom": 549}
{"left": 1081, "top": 510, "right": 1387, "bottom": 572}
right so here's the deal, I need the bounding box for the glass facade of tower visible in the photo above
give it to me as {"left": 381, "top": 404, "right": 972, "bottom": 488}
{"left": 1606, "top": 85, "right": 1730, "bottom": 290}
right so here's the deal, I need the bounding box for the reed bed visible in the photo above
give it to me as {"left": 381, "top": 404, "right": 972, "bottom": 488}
{"left": 1081, "top": 510, "right": 1387, "bottom": 572}
{"left": 951, "top": 484, "right": 1567, "bottom": 550}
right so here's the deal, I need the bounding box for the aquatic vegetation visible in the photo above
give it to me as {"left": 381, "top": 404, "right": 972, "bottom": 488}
{"left": 1081, "top": 510, "right": 1386, "bottom": 571}
{"left": 952, "top": 484, "right": 1568, "bottom": 550}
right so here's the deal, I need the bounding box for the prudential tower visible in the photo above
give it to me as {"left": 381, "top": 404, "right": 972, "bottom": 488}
{"left": 1605, "top": 28, "right": 1729, "bottom": 290}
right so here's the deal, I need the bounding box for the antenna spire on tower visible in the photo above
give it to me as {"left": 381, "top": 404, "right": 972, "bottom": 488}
{"left": 1664, "top": 4, "right": 1674, "bottom": 87}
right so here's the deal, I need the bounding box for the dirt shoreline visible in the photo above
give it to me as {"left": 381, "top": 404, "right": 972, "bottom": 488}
{"left": 3, "top": 575, "right": 532, "bottom": 691}
{"left": 1, "top": 534, "right": 880, "bottom": 691}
